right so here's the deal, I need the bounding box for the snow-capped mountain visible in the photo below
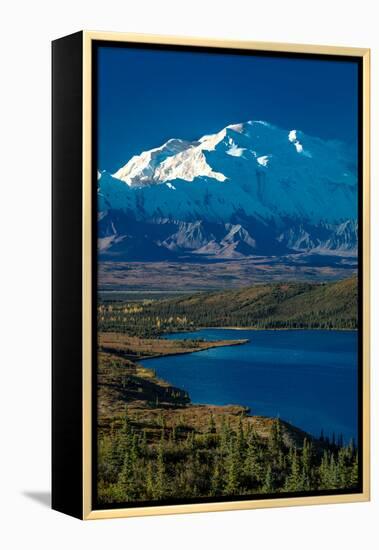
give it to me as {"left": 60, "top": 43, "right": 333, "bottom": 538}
{"left": 98, "top": 120, "right": 358, "bottom": 261}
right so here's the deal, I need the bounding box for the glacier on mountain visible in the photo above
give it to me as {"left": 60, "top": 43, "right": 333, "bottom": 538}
{"left": 98, "top": 120, "right": 358, "bottom": 262}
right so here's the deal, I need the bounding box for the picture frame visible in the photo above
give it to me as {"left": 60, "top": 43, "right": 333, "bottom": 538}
{"left": 52, "top": 31, "right": 370, "bottom": 520}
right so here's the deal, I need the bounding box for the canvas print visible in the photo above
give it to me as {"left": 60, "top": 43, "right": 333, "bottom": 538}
{"left": 95, "top": 44, "right": 361, "bottom": 507}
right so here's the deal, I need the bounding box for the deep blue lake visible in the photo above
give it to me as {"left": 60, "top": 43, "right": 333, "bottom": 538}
{"left": 141, "top": 329, "right": 358, "bottom": 443}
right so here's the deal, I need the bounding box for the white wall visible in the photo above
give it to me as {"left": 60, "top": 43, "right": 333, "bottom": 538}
{"left": 1, "top": 1, "right": 377, "bottom": 548}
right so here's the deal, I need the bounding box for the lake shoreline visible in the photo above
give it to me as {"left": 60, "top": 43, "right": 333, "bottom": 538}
{"left": 158, "top": 326, "right": 358, "bottom": 339}
{"left": 139, "top": 337, "right": 249, "bottom": 361}
{"left": 143, "top": 328, "right": 358, "bottom": 443}
{"left": 196, "top": 326, "right": 358, "bottom": 332}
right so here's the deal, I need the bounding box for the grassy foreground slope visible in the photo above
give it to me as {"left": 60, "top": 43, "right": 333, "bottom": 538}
{"left": 97, "top": 347, "right": 359, "bottom": 504}
{"left": 96, "top": 277, "right": 359, "bottom": 504}
{"left": 99, "top": 276, "right": 358, "bottom": 334}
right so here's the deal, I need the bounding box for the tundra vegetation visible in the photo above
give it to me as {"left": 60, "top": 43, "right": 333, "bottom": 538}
{"left": 96, "top": 278, "right": 359, "bottom": 506}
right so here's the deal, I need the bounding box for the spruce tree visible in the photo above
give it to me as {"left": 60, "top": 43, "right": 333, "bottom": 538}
{"left": 117, "top": 407, "right": 133, "bottom": 473}
{"left": 262, "top": 464, "right": 274, "bottom": 493}
{"left": 155, "top": 431, "right": 166, "bottom": 499}
{"left": 210, "top": 455, "right": 223, "bottom": 496}
{"left": 225, "top": 438, "right": 239, "bottom": 495}
{"left": 145, "top": 461, "right": 155, "bottom": 500}
{"left": 236, "top": 415, "right": 245, "bottom": 459}
{"left": 220, "top": 417, "right": 230, "bottom": 457}
{"left": 131, "top": 432, "right": 139, "bottom": 463}
{"left": 244, "top": 430, "right": 259, "bottom": 486}
{"left": 319, "top": 450, "right": 331, "bottom": 489}
{"left": 328, "top": 454, "right": 339, "bottom": 489}
{"left": 270, "top": 418, "right": 283, "bottom": 454}
{"left": 118, "top": 445, "right": 135, "bottom": 501}
{"left": 350, "top": 453, "right": 359, "bottom": 487}
{"left": 337, "top": 447, "right": 349, "bottom": 488}
{"left": 117, "top": 409, "right": 144, "bottom": 499}
{"left": 285, "top": 447, "right": 301, "bottom": 492}
{"left": 301, "top": 438, "right": 312, "bottom": 491}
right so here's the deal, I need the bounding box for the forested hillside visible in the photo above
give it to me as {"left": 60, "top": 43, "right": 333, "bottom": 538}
{"left": 97, "top": 353, "right": 359, "bottom": 504}
{"left": 98, "top": 276, "right": 358, "bottom": 335}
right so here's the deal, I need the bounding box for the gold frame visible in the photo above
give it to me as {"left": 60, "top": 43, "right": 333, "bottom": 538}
{"left": 82, "top": 31, "right": 370, "bottom": 520}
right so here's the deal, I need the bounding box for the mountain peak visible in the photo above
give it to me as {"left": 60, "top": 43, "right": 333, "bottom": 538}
{"left": 98, "top": 118, "right": 357, "bottom": 263}
{"left": 99, "top": 119, "right": 357, "bottom": 227}
{"left": 111, "top": 119, "right": 281, "bottom": 187}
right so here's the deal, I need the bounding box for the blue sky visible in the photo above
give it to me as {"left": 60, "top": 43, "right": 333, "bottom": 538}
{"left": 97, "top": 45, "right": 359, "bottom": 173}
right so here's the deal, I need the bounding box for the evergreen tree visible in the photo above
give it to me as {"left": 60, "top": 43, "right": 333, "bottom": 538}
{"left": 285, "top": 447, "right": 301, "bottom": 492}
{"left": 236, "top": 415, "right": 245, "bottom": 459}
{"left": 225, "top": 438, "right": 239, "bottom": 495}
{"left": 97, "top": 373, "right": 361, "bottom": 504}
{"left": 220, "top": 417, "right": 230, "bottom": 456}
{"left": 350, "top": 453, "right": 359, "bottom": 487}
{"left": 155, "top": 431, "right": 166, "bottom": 499}
{"left": 269, "top": 418, "right": 284, "bottom": 455}
{"left": 319, "top": 450, "right": 331, "bottom": 489}
{"left": 262, "top": 464, "right": 274, "bottom": 493}
{"left": 116, "top": 407, "right": 136, "bottom": 501}
{"left": 301, "top": 438, "right": 312, "bottom": 491}
{"left": 337, "top": 447, "right": 350, "bottom": 488}
{"left": 131, "top": 432, "right": 139, "bottom": 463}
{"left": 210, "top": 455, "right": 223, "bottom": 496}
{"left": 118, "top": 444, "right": 135, "bottom": 501}
{"left": 145, "top": 461, "right": 155, "bottom": 499}
{"left": 244, "top": 430, "right": 259, "bottom": 485}
{"left": 328, "top": 453, "right": 339, "bottom": 489}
